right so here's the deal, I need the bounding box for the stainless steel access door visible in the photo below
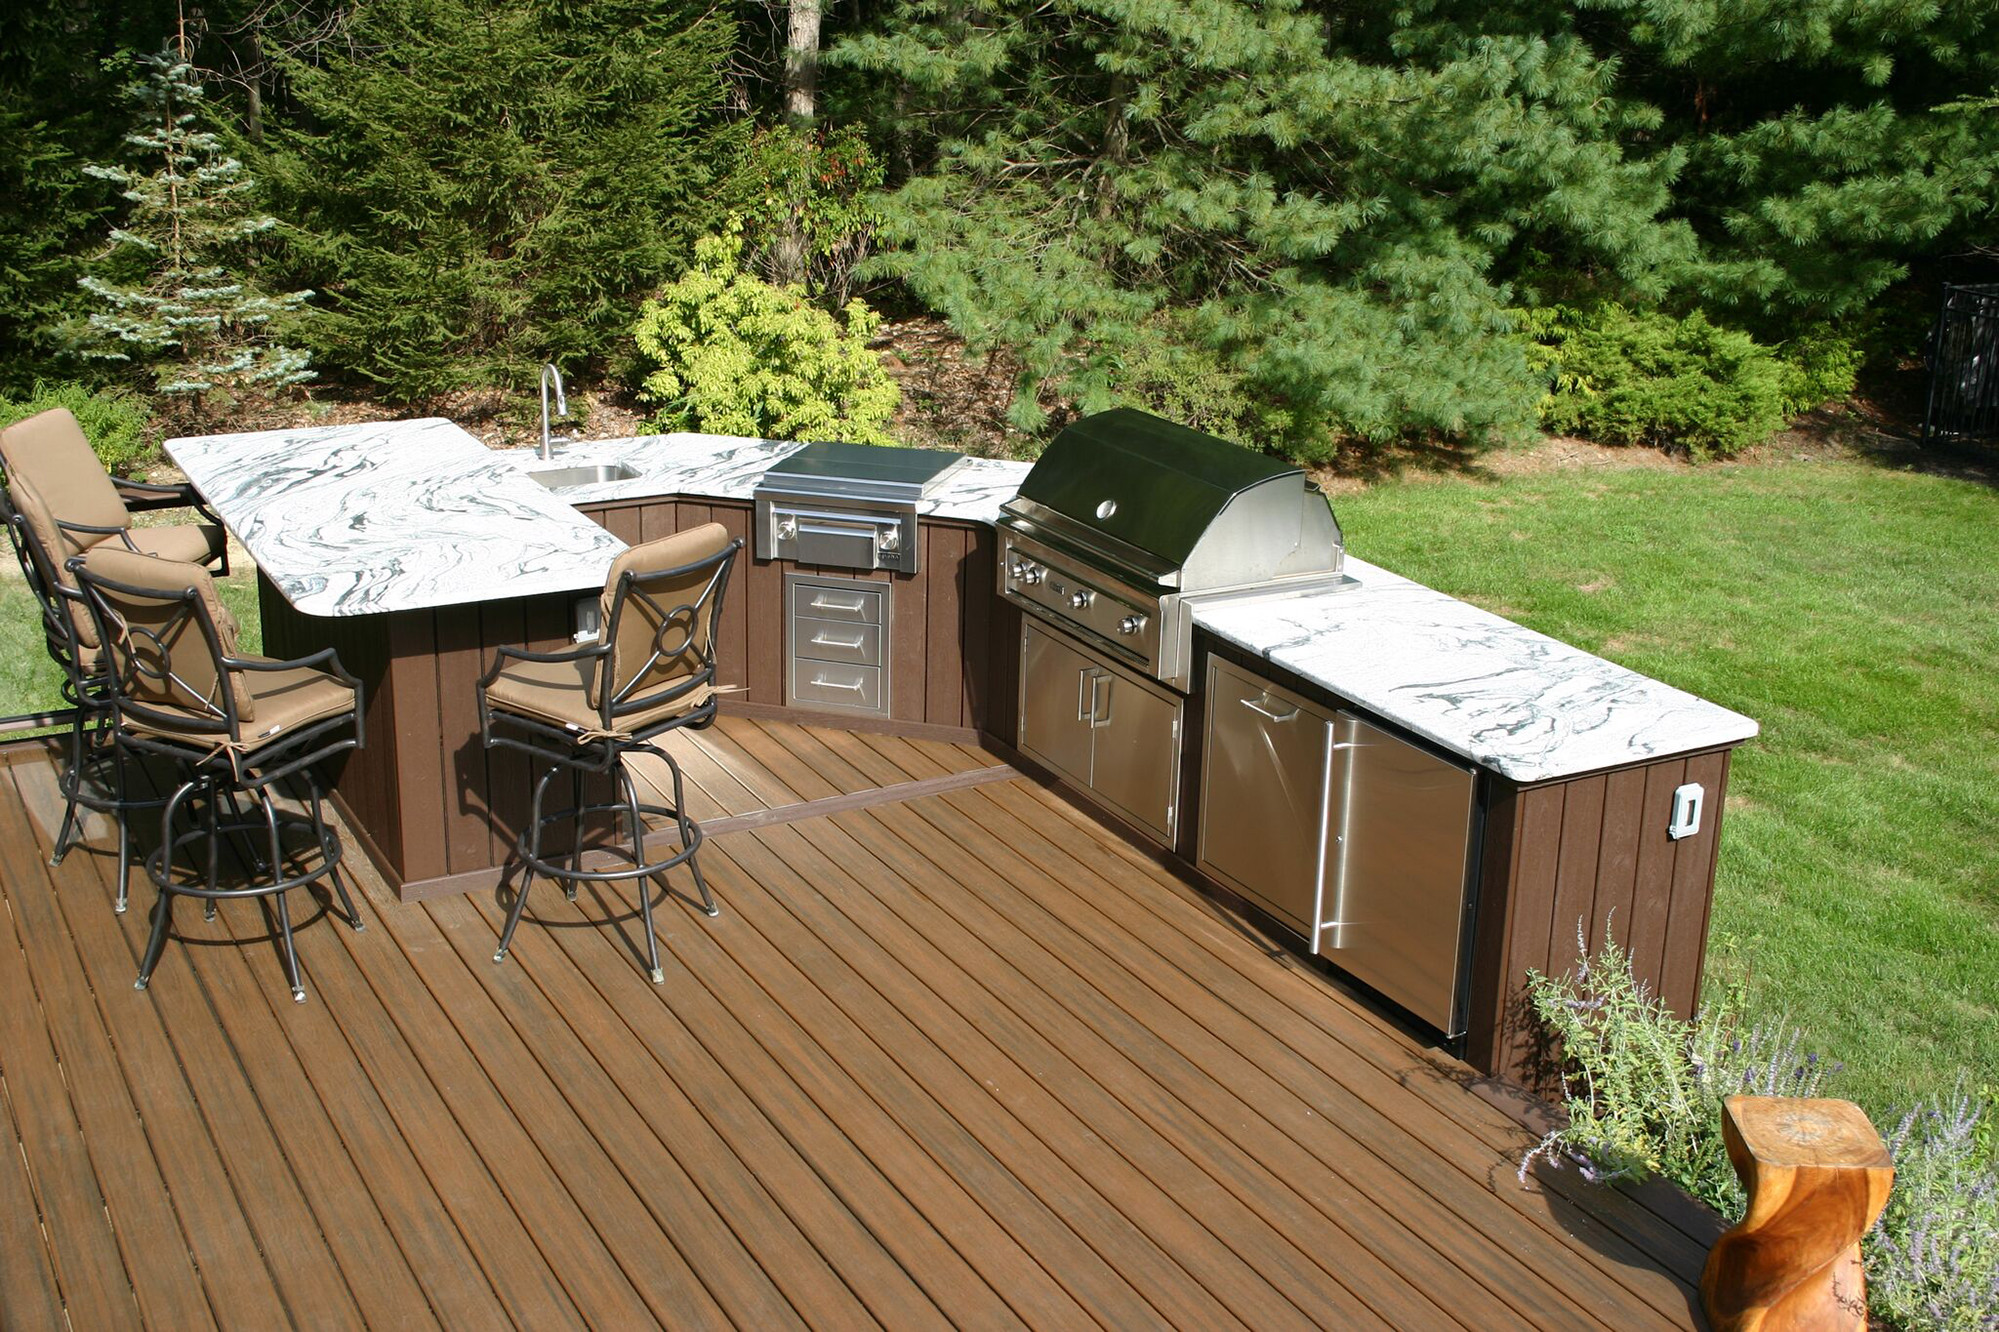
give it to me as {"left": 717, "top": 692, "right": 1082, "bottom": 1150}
{"left": 1087, "top": 655, "right": 1182, "bottom": 845}
{"left": 1320, "top": 713, "right": 1478, "bottom": 1035}
{"left": 1018, "top": 619, "right": 1183, "bottom": 846}
{"left": 1019, "top": 619, "right": 1098, "bottom": 789}
{"left": 1198, "top": 657, "right": 1337, "bottom": 936}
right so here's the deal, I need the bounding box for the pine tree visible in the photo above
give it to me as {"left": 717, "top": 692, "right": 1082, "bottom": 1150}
{"left": 832, "top": 0, "right": 1700, "bottom": 454}
{"left": 77, "top": 36, "right": 312, "bottom": 415}
{"left": 833, "top": 0, "right": 1999, "bottom": 453}
{"left": 256, "top": 0, "right": 740, "bottom": 400}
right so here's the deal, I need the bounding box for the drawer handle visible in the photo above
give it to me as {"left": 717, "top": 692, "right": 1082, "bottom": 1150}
{"left": 1241, "top": 694, "right": 1299, "bottom": 723}
{"left": 810, "top": 594, "right": 868, "bottom": 613}
{"left": 810, "top": 675, "right": 867, "bottom": 692}
{"left": 810, "top": 630, "right": 866, "bottom": 650}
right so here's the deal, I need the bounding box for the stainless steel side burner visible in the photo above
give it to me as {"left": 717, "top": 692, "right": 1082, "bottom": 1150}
{"left": 753, "top": 441, "right": 968, "bottom": 575}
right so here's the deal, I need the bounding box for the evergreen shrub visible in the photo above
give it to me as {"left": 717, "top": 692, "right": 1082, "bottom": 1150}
{"left": 1532, "top": 306, "right": 1789, "bottom": 459}
{"left": 1775, "top": 326, "right": 1867, "bottom": 417}
{"left": 0, "top": 382, "right": 155, "bottom": 473}
{"left": 631, "top": 228, "right": 899, "bottom": 445}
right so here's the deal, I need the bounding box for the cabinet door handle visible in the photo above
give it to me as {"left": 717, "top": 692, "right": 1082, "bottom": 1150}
{"left": 810, "top": 594, "right": 867, "bottom": 613}
{"left": 1077, "top": 667, "right": 1095, "bottom": 721}
{"left": 1240, "top": 694, "right": 1299, "bottom": 723}
{"left": 810, "top": 675, "right": 867, "bottom": 692}
{"left": 810, "top": 630, "right": 866, "bottom": 650}
{"left": 1089, "top": 673, "right": 1113, "bottom": 729}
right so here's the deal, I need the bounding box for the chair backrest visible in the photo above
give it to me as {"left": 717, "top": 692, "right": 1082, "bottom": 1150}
{"left": 0, "top": 481, "right": 96, "bottom": 684}
{"left": 74, "top": 544, "right": 254, "bottom": 735}
{"left": 0, "top": 409, "right": 133, "bottom": 648}
{"left": 592, "top": 523, "right": 738, "bottom": 723}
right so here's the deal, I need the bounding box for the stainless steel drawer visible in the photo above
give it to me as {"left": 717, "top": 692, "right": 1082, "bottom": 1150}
{"left": 790, "top": 579, "right": 884, "bottom": 624}
{"left": 791, "top": 660, "right": 883, "bottom": 713}
{"left": 794, "top": 614, "right": 882, "bottom": 667}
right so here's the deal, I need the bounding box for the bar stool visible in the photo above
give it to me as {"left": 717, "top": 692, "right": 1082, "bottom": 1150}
{"left": 74, "top": 545, "right": 365, "bottom": 1002}
{"left": 478, "top": 523, "right": 740, "bottom": 982}
{"left": 0, "top": 411, "right": 229, "bottom": 900}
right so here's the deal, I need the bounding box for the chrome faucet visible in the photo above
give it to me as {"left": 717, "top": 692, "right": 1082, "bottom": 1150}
{"left": 539, "top": 363, "right": 568, "bottom": 461}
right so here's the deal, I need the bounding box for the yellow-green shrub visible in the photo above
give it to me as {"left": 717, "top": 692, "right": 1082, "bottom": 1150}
{"left": 631, "top": 228, "right": 899, "bottom": 444}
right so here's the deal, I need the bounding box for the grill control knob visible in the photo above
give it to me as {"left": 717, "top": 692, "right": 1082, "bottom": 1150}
{"left": 1070, "top": 590, "right": 1094, "bottom": 609}
{"left": 1119, "top": 615, "right": 1146, "bottom": 635}
{"left": 878, "top": 528, "right": 900, "bottom": 552}
{"left": 777, "top": 516, "right": 798, "bottom": 541}
{"left": 1023, "top": 565, "right": 1044, "bottom": 585}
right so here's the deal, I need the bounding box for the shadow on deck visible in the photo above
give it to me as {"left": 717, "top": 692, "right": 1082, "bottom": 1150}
{"left": 0, "top": 715, "right": 1718, "bottom": 1329}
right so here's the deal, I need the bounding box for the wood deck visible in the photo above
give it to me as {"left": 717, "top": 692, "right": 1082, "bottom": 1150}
{"left": 0, "top": 715, "right": 1718, "bottom": 1329}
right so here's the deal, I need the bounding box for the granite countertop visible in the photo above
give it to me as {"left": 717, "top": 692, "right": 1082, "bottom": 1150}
{"left": 170, "top": 416, "right": 1754, "bottom": 781}
{"left": 165, "top": 418, "right": 626, "bottom": 617}
{"left": 1194, "top": 557, "right": 1758, "bottom": 783}
{"left": 492, "top": 433, "right": 1032, "bottom": 525}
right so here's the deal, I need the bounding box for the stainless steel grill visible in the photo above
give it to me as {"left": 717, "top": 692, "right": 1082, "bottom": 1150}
{"left": 998, "top": 409, "right": 1348, "bottom": 691}
{"left": 753, "top": 441, "right": 968, "bottom": 575}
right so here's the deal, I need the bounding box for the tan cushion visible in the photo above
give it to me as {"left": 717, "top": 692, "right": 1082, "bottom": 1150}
{"left": 592, "top": 522, "right": 734, "bottom": 711}
{"left": 0, "top": 409, "right": 130, "bottom": 563}
{"left": 123, "top": 660, "right": 355, "bottom": 751}
{"left": 127, "top": 522, "right": 226, "bottom": 567}
{"left": 486, "top": 652, "right": 711, "bottom": 736}
{"left": 79, "top": 544, "right": 253, "bottom": 721}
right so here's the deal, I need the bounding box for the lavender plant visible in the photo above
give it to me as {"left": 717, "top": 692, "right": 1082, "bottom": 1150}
{"left": 1866, "top": 1083, "right": 1999, "bottom": 1331}
{"left": 1520, "top": 921, "right": 1838, "bottom": 1216}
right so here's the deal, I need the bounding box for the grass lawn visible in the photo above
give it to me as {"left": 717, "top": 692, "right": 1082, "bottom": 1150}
{"left": 1339, "top": 453, "right": 1998, "bottom": 1114}
{"left": 0, "top": 562, "right": 264, "bottom": 720}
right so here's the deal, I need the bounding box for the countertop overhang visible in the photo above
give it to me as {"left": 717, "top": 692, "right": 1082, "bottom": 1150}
{"left": 168, "top": 417, "right": 1756, "bottom": 782}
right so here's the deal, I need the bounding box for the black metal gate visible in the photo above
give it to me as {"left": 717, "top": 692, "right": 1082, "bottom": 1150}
{"left": 1923, "top": 281, "right": 1999, "bottom": 444}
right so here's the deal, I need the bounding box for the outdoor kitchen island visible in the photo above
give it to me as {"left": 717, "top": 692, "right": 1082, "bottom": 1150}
{"left": 166, "top": 415, "right": 1755, "bottom": 1088}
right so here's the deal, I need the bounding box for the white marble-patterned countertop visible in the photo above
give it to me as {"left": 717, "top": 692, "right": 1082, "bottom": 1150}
{"left": 492, "top": 433, "right": 1031, "bottom": 524}
{"left": 169, "top": 416, "right": 1753, "bottom": 780}
{"left": 1194, "top": 557, "right": 1757, "bottom": 783}
{"left": 165, "top": 418, "right": 626, "bottom": 617}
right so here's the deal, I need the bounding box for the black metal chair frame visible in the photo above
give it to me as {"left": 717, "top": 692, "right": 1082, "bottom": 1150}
{"left": 478, "top": 539, "right": 741, "bottom": 984}
{"left": 73, "top": 558, "right": 366, "bottom": 1003}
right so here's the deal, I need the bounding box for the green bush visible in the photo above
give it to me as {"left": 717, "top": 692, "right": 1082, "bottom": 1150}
{"left": 1528, "top": 932, "right": 1999, "bottom": 1330}
{"left": 1774, "top": 325, "right": 1866, "bottom": 417}
{"left": 632, "top": 227, "right": 900, "bottom": 444}
{"left": 1521, "top": 925, "right": 1836, "bottom": 1217}
{"left": 0, "top": 381, "right": 155, "bottom": 473}
{"left": 1532, "top": 305, "right": 1790, "bottom": 459}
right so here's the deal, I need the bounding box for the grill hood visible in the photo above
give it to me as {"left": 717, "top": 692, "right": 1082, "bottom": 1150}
{"left": 1002, "top": 409, "right": 1341, "bottom": 591}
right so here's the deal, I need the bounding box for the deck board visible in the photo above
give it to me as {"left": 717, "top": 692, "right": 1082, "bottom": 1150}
{"left": 0, "top": 715, "right": 1708, "bottom": 1329}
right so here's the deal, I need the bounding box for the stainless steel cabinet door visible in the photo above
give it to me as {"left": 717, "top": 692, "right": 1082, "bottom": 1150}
{"left": 1089, "top": 663, "right": 1183, "bottom": 843}
{"left": 1197, "top": 658, "right": 1336, "bottom": 935}
{"left": 1325, "top": 714, "right": 1477, "bottom": 1035}
{"left": 1018, "top": 620, "right": 1097, "bottom": 788}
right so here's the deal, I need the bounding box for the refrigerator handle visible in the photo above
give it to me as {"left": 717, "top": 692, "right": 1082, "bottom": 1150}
{"left": 1312, "top": 730, "right": 1364, "bottom": 953}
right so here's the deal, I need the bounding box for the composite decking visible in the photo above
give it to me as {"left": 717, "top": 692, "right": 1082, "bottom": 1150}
{"left": 0, "top": 714, "right": 1717, "bottom": 1329}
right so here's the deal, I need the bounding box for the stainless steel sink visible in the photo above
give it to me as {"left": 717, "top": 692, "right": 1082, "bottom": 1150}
{"left": 527, "top": 462, "right": 639, "bottom": 491}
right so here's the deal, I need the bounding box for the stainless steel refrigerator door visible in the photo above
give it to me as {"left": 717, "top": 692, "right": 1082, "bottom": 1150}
{"left": 1018, "top": 620, "right": 1097, "bottom": 789}
{"left": 1321, "top": 713, "right": 1478, "bottom": 1035}
{"left": 1087, "top": 657, "right": 1184, "bottom": 845}
{"left": 1197, "top": 657, "right": 1337, "bottom": 936}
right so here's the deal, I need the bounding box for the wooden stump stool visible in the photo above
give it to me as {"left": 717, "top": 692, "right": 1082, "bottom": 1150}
{"left": 1701, "top": 1096, "right": 1893, "bottom": 1331}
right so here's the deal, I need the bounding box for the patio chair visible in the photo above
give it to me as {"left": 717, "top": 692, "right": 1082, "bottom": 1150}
{"left": 0, "top": 407, "right": 228, "bottom": 653}
{"left": 74, "top": 544, "right": 365, "bottom": 1003}
{"left": 0, "top": 481, "right": 184, "bottom": 905}
{"left": 478, "top": 523, "right": 740, "bottom": 983}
